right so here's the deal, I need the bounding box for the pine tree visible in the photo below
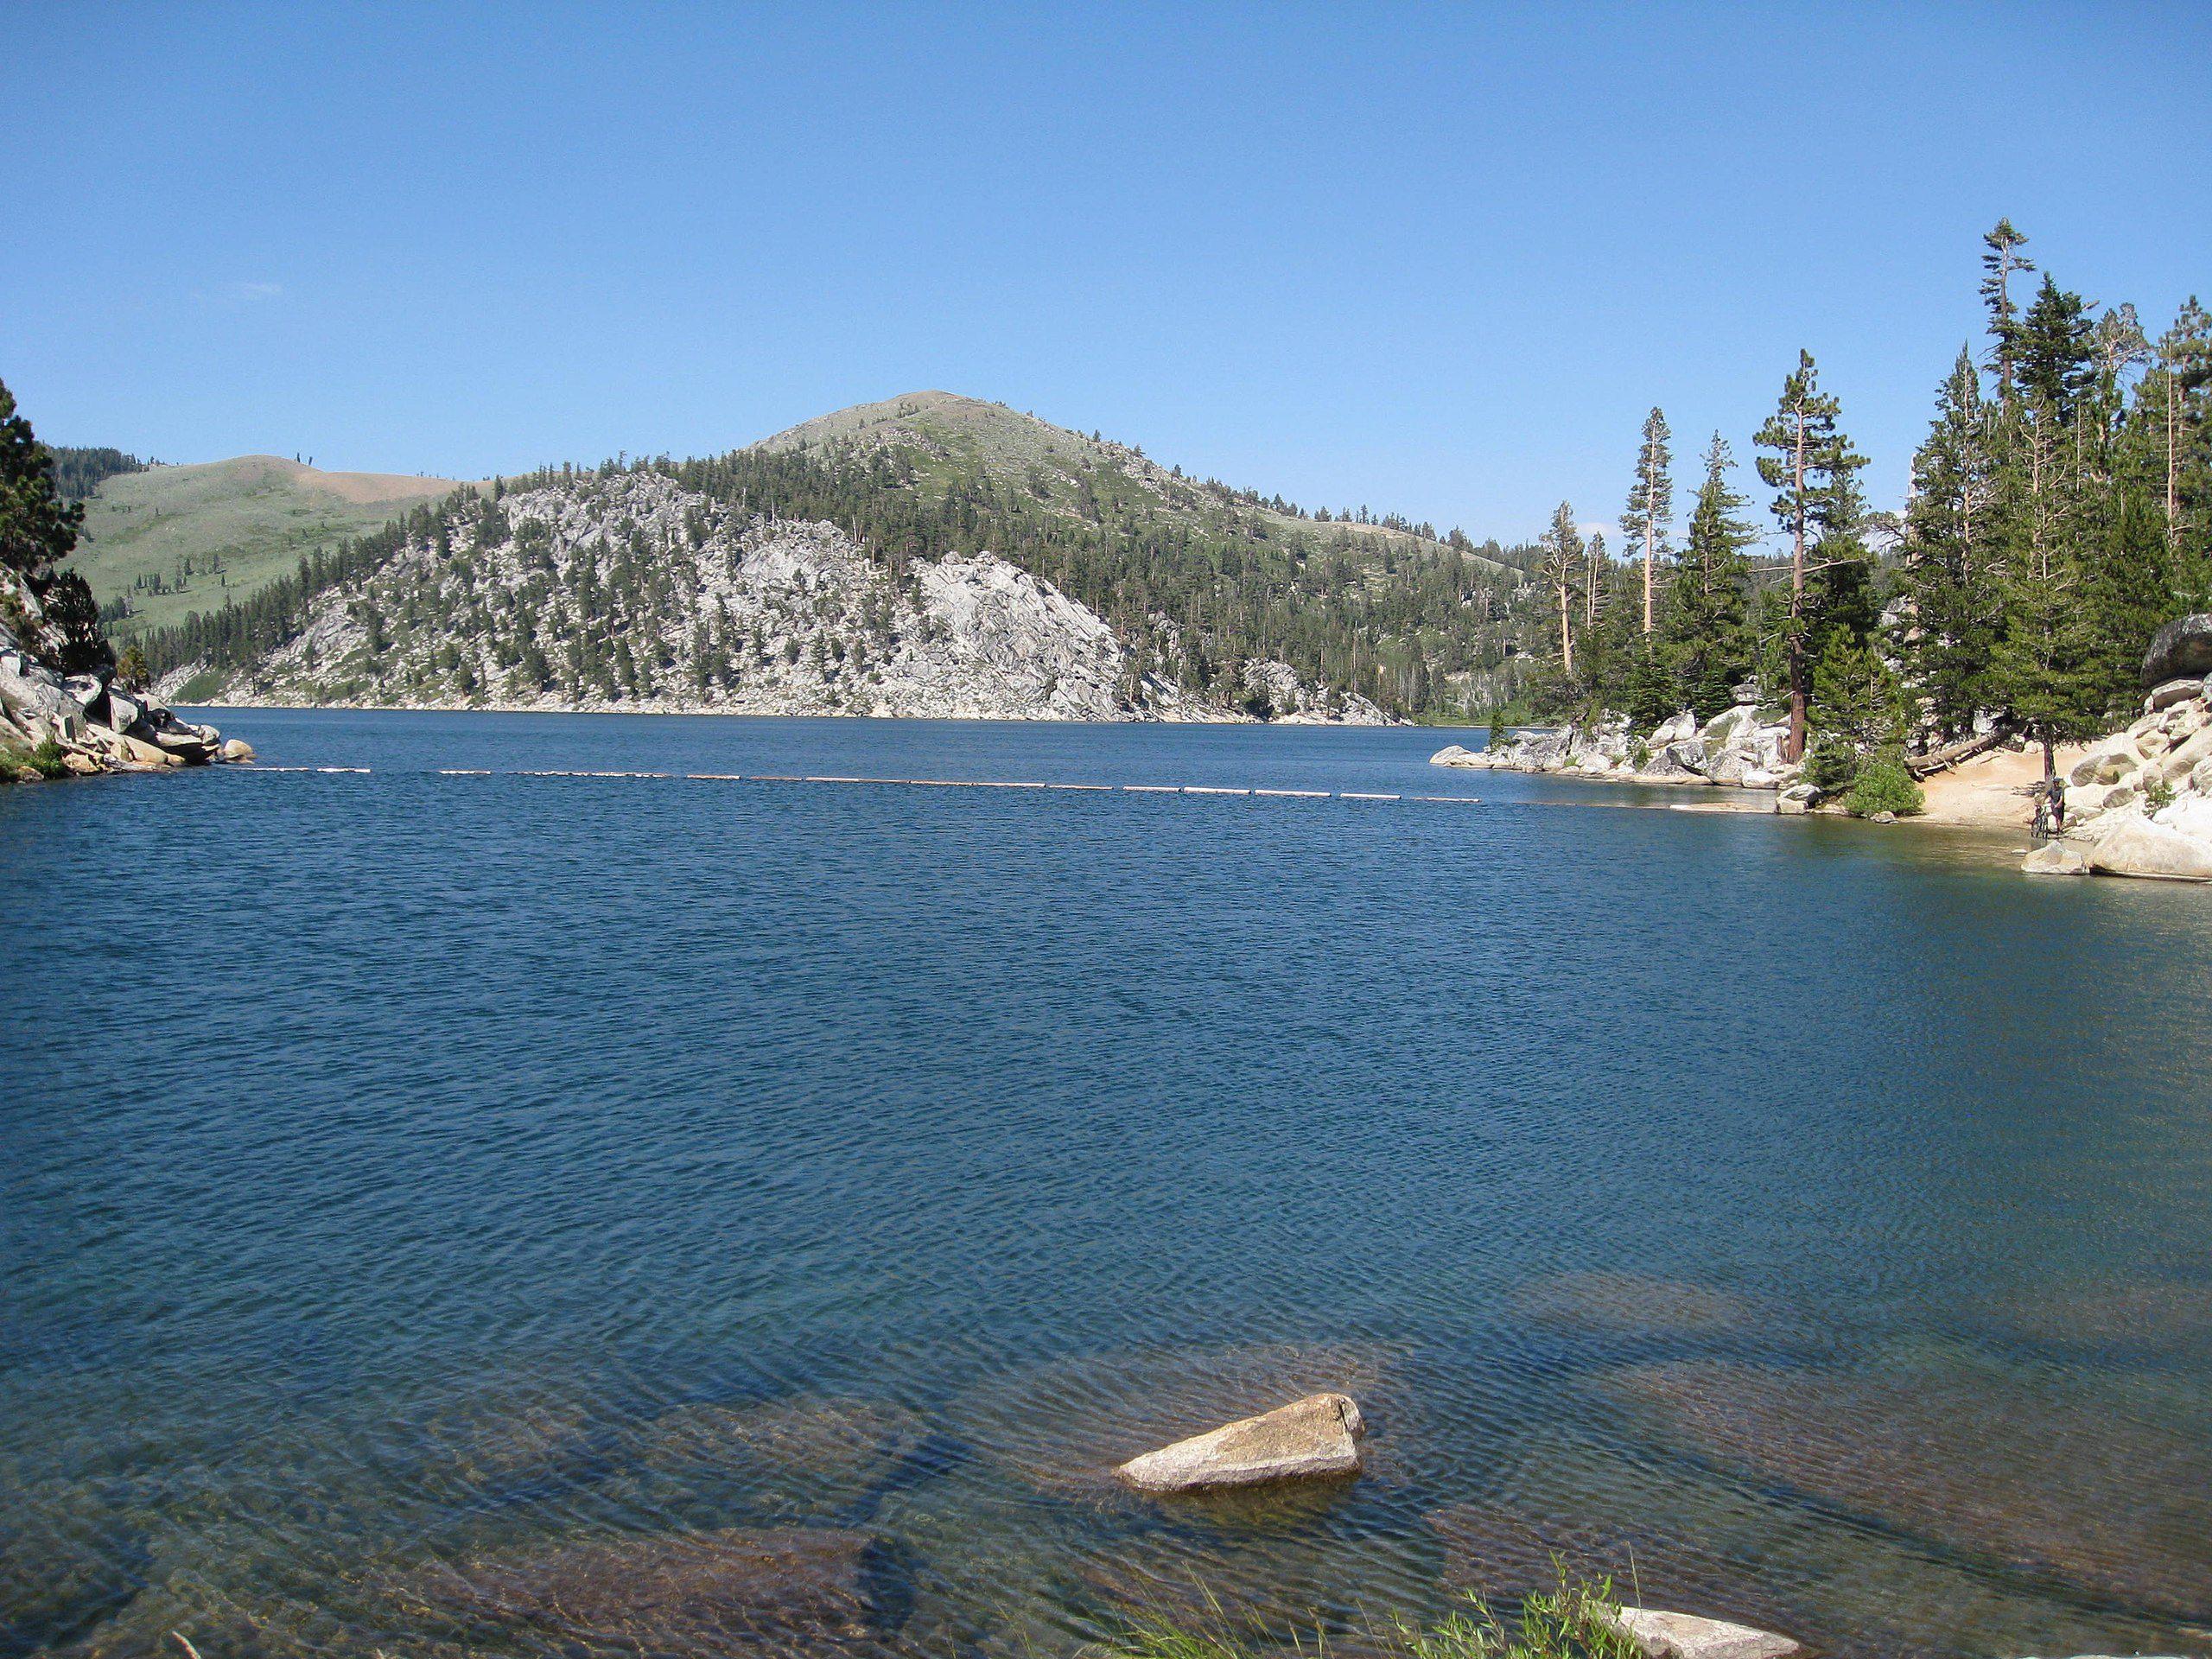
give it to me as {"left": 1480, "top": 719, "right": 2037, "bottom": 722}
{"left": 1980, "top": 219, "right": 2036, "bottom": 408}
{"left": 1619, "top": 407, "right": 1674, "bottom": 635}
{"left": 1584, "top": 529, "right": 1605, "bottom": 641}
{"left": 1754, "top": 350, "right": 1868, "bottom": 760}
{"left": 1899, "top": 346, "right": 1997, "bottom": 740}
{"left": 2136, "top": 297, "right": 2212, "bottom": 605}
{"left": 1535, "top": 502, "right": 1583, "bottom": 679}
{"left": 0, "top": 378, "right": 83, "bottom": 577}
{"left": 1809, "top": 628, "right": 1904, "bottom": 753}
{"left": 1657, "top": 435, "right": 1758, "bottom": 721}
{"left": 2015, "top": 276, "right": 2097, "bottom": 424}
{"left": 1986, "top": 295, "right": 2108, "bottom": 779}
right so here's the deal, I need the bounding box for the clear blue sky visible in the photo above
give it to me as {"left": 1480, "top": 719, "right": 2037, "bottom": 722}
{"left": 7, "top": 1, "right": 2209, "bottom": 545}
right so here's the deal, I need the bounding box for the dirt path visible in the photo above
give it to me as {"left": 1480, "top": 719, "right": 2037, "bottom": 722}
{"left": 1915, "top": 741, "right": 2089, "bottom": 829}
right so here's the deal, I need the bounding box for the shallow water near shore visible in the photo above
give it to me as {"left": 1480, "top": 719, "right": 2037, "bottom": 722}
{"left": 3, "top": 709, "right": 2209, "bottom": 1659}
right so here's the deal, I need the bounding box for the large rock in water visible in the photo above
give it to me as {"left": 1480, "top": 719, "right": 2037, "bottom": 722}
{"left": 2086, "top": 817, "right": 2212, "bottom": 881}
{"left": 2021, "top": 842, "right": 2090, "bottom": 876}
{"left": 1114, "top": 1392, "right": 1364, "bottom": 1492}
{"left": 1605, "top": 1609, "right": 1802, "bottom": 1659}
{"left": 2142, "top": 614, "right": 2212, "bottom": 686}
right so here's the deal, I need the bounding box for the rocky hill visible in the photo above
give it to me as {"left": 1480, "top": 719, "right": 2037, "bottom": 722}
{"left": 165, "top": 469, "right": 1386, "bottom": 723}
{"left": 99, "top": 394, "right": 1533, "bottom": 720}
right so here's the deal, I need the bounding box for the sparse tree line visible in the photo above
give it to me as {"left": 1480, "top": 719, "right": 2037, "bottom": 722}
{"left": 1522, "top": 222, "right": 2210, "bottom": 785}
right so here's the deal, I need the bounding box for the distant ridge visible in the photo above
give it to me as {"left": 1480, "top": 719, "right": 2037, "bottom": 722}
{"left": 89, "top": 394, "right": 1534, "bottom": 718}
{"left": 68, "top": 455, "right": 475, "bottom": 638}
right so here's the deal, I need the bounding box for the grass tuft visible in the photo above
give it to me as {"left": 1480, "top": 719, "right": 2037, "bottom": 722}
{"left": 1092, "top": 1565, "right": 1643, "bottom": 1659}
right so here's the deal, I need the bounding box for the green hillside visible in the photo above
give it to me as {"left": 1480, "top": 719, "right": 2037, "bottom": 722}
{"left": 761, "top": 391, "right": 1511, "bottom": 575}
{"left": 67, "top": 454, "right": 468, "bottom": 638}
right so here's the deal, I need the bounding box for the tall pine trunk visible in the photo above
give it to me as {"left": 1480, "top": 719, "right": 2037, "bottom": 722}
{"left": 2170, "top": 374, "right": 2182, "bottom": 548}
{"left": 1642, "top": 453, "right": 1656, "bottom": 633}
{"left": 1786, "top": 410, "right": 1808, "bottom": 763}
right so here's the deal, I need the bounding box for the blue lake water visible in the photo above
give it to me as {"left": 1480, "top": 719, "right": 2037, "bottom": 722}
{"left": 3, "top": 709, "right": 2209, "bottom": 1659}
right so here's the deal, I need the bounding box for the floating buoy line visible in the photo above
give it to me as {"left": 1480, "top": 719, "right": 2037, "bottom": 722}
{"left": 237, "top": 766, "right": 1482, "bottom": 806}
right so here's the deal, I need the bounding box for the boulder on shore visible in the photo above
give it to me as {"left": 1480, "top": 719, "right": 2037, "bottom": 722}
{"left": 2146, "top": 676, "right": 2206, "bottom": 712}
{"left": 2085, "top": 817, "right": 2212, "bottom": 881}
{"left": 2141, "top": 614, "right": 2212, "bottom": 687}
{"left": 1605, "top": 1609, "right": 1802, "bottom": 1659}
{"left": 1774, "top": 783, "right": 1821, "bottom": 816}
{"left": 1114, "top": 1392, "right": 1365, "bottom": 1493}
{"left": 2021, "top": 842, "right": 2089, "bottom": 876}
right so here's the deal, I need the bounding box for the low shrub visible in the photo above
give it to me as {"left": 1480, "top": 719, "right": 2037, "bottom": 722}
{"left": 1845, "top": 754, "right": 1924, "bottom": 817}
{"left": 27, "top": 737, "right": 70, "bottom": 779}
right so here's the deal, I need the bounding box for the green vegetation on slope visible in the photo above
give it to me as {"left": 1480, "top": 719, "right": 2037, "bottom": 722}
{"left": 49, "top": 446, "right": 147, "bottom": 501}
{"left": 65, "top": 455, "right": 467, "bottom": 639}
{"left": 138, "top": 396, "right": 1545, "bottom": 717}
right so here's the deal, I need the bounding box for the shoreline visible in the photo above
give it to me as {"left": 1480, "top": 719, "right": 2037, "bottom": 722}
{"left": 170, "top": 696, "right": 1398, "bottom": 728}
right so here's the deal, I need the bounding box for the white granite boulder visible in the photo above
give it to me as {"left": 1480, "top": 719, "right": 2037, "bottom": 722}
{"left": 2021, "top": 842, "right": 2089, "bottom": 875}
{"left": 1605, "top": 1609, "right": 1802, "bottom": 1659}
{"left": 1114, "top": 1392, "right": 1365, "bottom": 1493}
{"left": 2085, "top": 817, "right": 2212, "bottom": 881}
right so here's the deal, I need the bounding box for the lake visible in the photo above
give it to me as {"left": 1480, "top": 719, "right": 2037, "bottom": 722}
{"left": 3, "top": 709, "right": 2209, "bottom": 1659}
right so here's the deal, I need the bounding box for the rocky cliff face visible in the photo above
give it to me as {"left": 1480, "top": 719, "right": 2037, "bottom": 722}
{"left": 0, "top": 567, "right": 242, "bottom": 779}
{"left": 172, "top": 471, "right": 1387, "bottom": 725}
{"left": 1431, "top": 689, "right": 1796, "bottom": 790}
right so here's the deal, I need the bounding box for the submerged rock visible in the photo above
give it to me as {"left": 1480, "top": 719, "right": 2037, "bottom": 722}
{"left": 1115, "top": 1392, "right": 1366, "bottom": 1493}
{"left": 604, "top": 1395, "right": 934, "bottom": 1524}
{"left": 404, "top": 1526, "right": 896, "bottom": 1656}
{"left": 1516, "top": 1270, "right": 1760, "bottom": 1335}
{"left": 1609, "top": 1359, "right": 2212, "bottom": 1620}
{"left": 1606, "top": 1608, "right": 1802, "bottom": 1659}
